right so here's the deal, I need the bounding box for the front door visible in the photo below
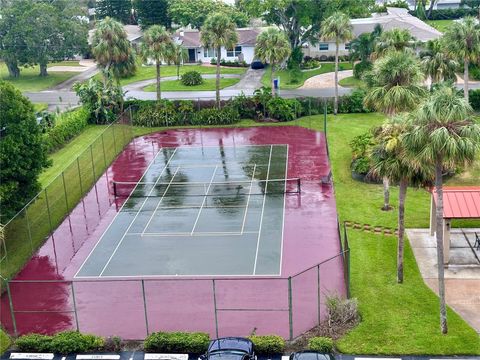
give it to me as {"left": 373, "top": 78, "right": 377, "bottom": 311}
{"left": 188, "top": 48, "right": 196, "bottom": 63}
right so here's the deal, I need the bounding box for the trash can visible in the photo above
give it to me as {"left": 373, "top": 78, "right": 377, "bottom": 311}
{"left": 273, "top": 78, "right": 279, "bottom": 89}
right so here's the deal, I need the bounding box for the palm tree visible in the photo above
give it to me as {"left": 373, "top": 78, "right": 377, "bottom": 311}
{"left": 373, "top": 28, "right": 415, "bottom": 58}
{"left": 254, "top": 28, "right": 291, "bottom": 96}
{"left": 370, "top": 116, "right": 432, "bottom": 283}
{"left": 170, "top": 43, "right": 189, "bottom": 80}
{"left": 141, "top": 25, "right": 173, "bottom": 101}
{"left": 320, "top": 12, "right": 354, "bottom": 115}
{"left": 420, "top": 39, "right": 458, "bottom": 86}
{"left": 201, "top": 13, "right": 238, "bottom": 108}
{"left": 443, "top": 17, "right": 480, "bottom": 102}
{"left": 364, "top": 50, "right": 426, "bottom": 210}
{"left": 405, "top": 85, "right": 480, "bottom": 333}
{"left": 91, "top": 17, "right": 136, "bottom": 83}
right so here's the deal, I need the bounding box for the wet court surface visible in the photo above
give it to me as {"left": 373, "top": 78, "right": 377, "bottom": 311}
{"left": 76, "top": 145, "right": 290, "bottom": 277}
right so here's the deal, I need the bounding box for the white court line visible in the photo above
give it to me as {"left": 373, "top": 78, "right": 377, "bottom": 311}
{"left": 190, "top": 165, "right": 218, "bottom": 235}
{"left": 129, "top": 230, "right": 259, "bottom": 237}
{"left": 149, "top": 204, "right": 248, "bottom": 210}
{"left": 141, "top": 166, "right": 181, "bottom": 236}
{"left": 279, "top": 144, "right": 289, "bottom": 275}
{"left": 241, "top": 163, "right": 257, "bottom": 234}
{"left": 74, "top": 146, "right": 165, "bottom": 278}
{"left": 98, "top": 148, "right": 179, "bottom": 277}
{"left": 252, "top": 145, "right": 273, "bottom": 275}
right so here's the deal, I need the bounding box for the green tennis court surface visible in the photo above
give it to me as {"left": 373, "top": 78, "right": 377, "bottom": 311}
{"left": 75, "top": 144, "right": 293, "bottom": 277}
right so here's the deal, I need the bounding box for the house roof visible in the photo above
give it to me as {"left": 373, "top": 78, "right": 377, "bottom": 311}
{"left": 88, "top": 24, "right": 143, "bottom": 45}
{"left": 350, "top": 7, "right": 442, "bottom": 41}
{"left": 174, "top": 28, "right": 262, "bottom": 48}
{"left": 432, "top": 187, "right": 480, "bottom": 219}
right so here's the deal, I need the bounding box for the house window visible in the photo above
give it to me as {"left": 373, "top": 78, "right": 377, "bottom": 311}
{"left": 345, "top": 42, "right": 351, "bottom": 50}
{"left": 227, "top": 46, "right": 242, "bottom": 57}
{"left": 318, "top": 43, "right": 329, "bottom": 51}
{"left": 204, "top": 48, "right": 216, "bottom": 57}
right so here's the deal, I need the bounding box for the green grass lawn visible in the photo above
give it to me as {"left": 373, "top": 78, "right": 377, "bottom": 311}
{"left": 33, "top": 103, "right": 48, "bottom": 112}
{"left": 338, "top": 76, "right": 365, "bottom": 88}
{"left": 113, "top": 64, "right": 246, "bottom": 86}
{"left": 261, "top": 62, "right": 353, "bottom": 89}
{"left": 0, "top": 61, "right": 82, "bottom": 92}
{"left": 336, "top": 229, "right": 480, "bottom": 355}
{"left": 143, "top": 77, "right": 240, "bottom": 92}
{"left": 427, "top": 19, "right": 454, "bottom": 32}
{"left": 0, "top": 329, "right": 10, "bottom": 355}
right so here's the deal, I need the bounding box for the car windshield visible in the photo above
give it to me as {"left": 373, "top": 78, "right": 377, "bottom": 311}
{"left": 208, "top": 350, "right": 247, "bottom": 360}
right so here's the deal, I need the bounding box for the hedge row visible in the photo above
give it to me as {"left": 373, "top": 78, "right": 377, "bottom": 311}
{"left": 410, "top": 8, "right": 477, "bottom": 20}
{"left": 41, "top": 107, "right": 89, "bottom": 153}
{"left": 16, "top": 331, "right": 334, "bottom": 355}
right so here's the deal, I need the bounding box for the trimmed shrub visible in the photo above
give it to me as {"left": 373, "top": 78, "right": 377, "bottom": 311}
{"left": 469, "top": 89, "right": 480, "bottom": 111}
{"left": 266, "top": 97, "right": 301, "bottom": 121}
{"left": 133, "top": 101, "right": 179, "bottom": 127}
{"left": 192, "top": 106, "right": 240, "bottom": 125}
{"left": 49, "top": 331, "right": 104, "bottom": 354}
{"left": 230, "top": 93, "right": 257, "bottom": 119}
{"left": 42, "top": 107, "right": 89, "bottom": 153}
{"left": 181, "top": 71, "right": 204, "bottom": 86}
{"left": 16, "top": 334, "right": 53, "bottom": 352}
{"left": 308, "top": 337, "right": 333, "bottom": 353}
{"left": 411, "top": 8, "right": 477, "bottom": 20}
{"left": 338, "top": 88, "right": 370, "bottom": 114}
{"left": 16, "top": 332, "right": 104, "bottom": 354}
{"left": 144, "top": 331, "right": 209, "bottom": 353}
{"left": 353, "top": 61, "right": 372, "bottom": 80}
{"left": 248, "top": 335, "right": 285, "bottom": 355}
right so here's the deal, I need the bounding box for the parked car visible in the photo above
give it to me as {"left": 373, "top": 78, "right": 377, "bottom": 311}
{"left": 251, "top": 60, "right": 265, "bottom": 69}
{"left": 290, "top": 351, "right": 334, "bottom": 360}
{"left": 200, "top": 337, "right": 256, "bottom": 360}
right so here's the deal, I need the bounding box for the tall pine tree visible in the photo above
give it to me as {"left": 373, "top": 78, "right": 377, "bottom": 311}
{"left": 95, "top": 0, "right": 132, "bottom": 24}
{"left": 134, "top": 0, "right": 171, "bottom": 29}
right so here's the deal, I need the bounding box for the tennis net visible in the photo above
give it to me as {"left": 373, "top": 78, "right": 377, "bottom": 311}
{"left": 112, "top": 178, "right": 301, "bottom": 198}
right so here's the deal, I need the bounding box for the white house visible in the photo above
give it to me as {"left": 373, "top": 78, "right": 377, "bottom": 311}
{"left": 174, "top": 28, "right": 261, "bottom": 64}
{"left": 303, "top": 7, "right": 442, "bottom": 59}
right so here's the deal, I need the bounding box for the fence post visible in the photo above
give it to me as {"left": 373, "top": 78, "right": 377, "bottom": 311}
{"left": 24, "top": 209, "right": 33, "bottom": 253}
{"left": 89, "top": 145, "right": 96, "bottom": 180}
{"left": 141, "top": 280, "right": 150, "bottom": 336}
{"left": 343, "top": 222, "right": 350, "bottom": 298}
{"left": 212, "top": 279, "right": 219, "bottom": 338}
{"left": 317, "top": 264, "right": 321, "bottom": 325}
{"left": 77, "top": 158, "right": 84, "bottom": 195}
{"left": 62, "top": 172, "right": 69, "bottom": 210}
{"left": 70, "top": 282, "right": 80, "bottom": 331}
{"left": 288, "top": 277, "right": 293, "bottom": 340}
{"left": 44, "top": 189, "right": 53, "bottom": 234}
{"left": 112, "top": 124, "right": 118, "bottom": 153}
{"left": 101, "top": 133, "right": 107, "bottom": 168}
{"left": 6, "top": 281, "right": 18, "bottom": 337}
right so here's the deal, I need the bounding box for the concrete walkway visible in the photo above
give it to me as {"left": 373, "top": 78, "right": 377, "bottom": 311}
{"left": 300, "top": 70, "right": 353, "bottom": 89}
{"left": 224, "top": 67, "right": 266, "bottom": 90}
{"left": 49, "top": 64, "right": 99, "bottom": 91}
{"left": 407, "top": 228, "right": 480, "bottom": 333}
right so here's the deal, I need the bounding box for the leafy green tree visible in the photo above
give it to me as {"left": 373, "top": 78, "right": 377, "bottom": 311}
{"left": 370, "top": 116, "right": 432, "bottom": 283}
{"left": 321, "top": 11, "right": 353, "bottom": 115}
{"left": 374, "top": 28, "right": 415, "bottom": 58}
{"left": 443, "top": 17, "right": 480, "bottom": 103}
{"left": 170, "top": 43, "right": 189, "bottom": 80}
{"left": 324, "top": 0, "right": 375, "bottom": 18}
{"left": 420, "top": 39, "right": 458, "bottom": 86}
{"left": 168, "top": 0, "right": 248, "bottom": 29}
{"left": 255, "top": 29, "right": 291, "bottom": 96}
{"left": 201, "top": 13, "right": 238, "bottom": 107}
{"left": 141, "top": 25, "right": 173, "bottom": 101}
{"left": 350, "top": 24, "right": 382, "bottom": 63}
{"left": 91, "top": 17, "right": 137, "bottom": 82}
{"left": 95, "top": 0, "right": 132, "bottom": 24}
{"left": 0, "top": 81, "right": 50, "bottom": 223}
{"left": 0, "top": 0, "right": 88, "bottom": 77}
{"left": 134, "top": 0, "right": 171, "bottom": 29}
{"left": 405, "top": 85, "right": 480, "bottom": 334}
{"left": 364, "top": 50, "right": 426, "bottom": 210}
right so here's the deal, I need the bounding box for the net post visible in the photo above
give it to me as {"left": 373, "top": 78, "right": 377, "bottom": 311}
{"left": 212, "top": 279, "right": 219, "bottom": 338}
{"left": 5, "top": 280, "right": 18, "bottom": 337}
{"left": 77, "top": 158, "right": 84, "bottom": 195}
{"left": 113, "top": 182, "right": 117, "bottom": 198}
{"left": 141, "top": 280, "right": 150, "bottom": 336}
{"left": 288, "top": 276, "right": 293, "bottom": 340}
{"left": 62, "top": 172, "right": 69, "bottom": 210}
{"left": 297, "top": 178, "right": 301, "bottom": 194}
{"left": 71, "top": 281, "right": 80, "bottom": 331}
{"left": 317, "top": 264, "right": 321, "bottom": 326}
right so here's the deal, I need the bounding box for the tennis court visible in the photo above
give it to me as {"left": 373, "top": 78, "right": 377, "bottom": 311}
{"left": 76, "top": 144, "right": 299, "bottom": 277}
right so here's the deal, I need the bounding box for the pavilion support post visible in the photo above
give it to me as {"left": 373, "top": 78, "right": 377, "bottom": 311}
{"left": 443, "top": 218, "right": 451, "bottom": 265}
{"left": 430, "top": 195, "right": 436, "bottom": 236}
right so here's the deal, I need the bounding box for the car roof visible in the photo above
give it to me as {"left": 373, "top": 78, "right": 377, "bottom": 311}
{"left": 208, "top": 337, "right": 253, "bottom": 353}
{"left": 291, "top": 351, "right": 332, "bottom": 360}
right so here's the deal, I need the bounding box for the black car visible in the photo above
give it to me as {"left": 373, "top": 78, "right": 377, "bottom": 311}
{"left": 200, "top": 337, "right": 256, "bottom": 360}
{"left": 250, "top": 60, "right": 265, "bottom": 69}
{"left": 290, "top": 351, "right": 334, "bottom": 360}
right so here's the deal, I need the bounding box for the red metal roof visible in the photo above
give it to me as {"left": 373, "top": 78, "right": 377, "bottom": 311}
{"left": 432, "top": 186, "right": 480, "bottom": 219}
